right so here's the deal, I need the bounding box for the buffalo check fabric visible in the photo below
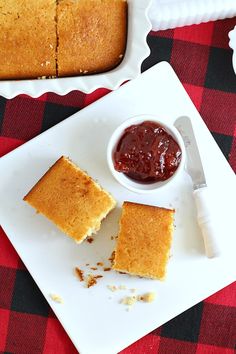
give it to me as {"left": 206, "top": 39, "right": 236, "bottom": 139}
{"left": 0, "top": 18, "right": 236, "bottom": 354}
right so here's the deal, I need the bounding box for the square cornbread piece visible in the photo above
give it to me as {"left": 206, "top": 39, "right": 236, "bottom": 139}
{"left": 113, "top": 202, "right": 174, "bottom": 280}
{"left": 23, "top": 156, "right": 116, "bottom": 243}
{"left": 57, "top": 0, "right": 127, "bottom": 76}
{"left": 0, "top": 0, "right": 56, "bottom": 79}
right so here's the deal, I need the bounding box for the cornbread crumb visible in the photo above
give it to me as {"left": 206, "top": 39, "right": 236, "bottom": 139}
{"left": 97, "top": 262, "right": 104, "bottom": 267}
{"left": 109, "top": 251, "right": 115, "bottom": 265}
{"left": 85, "top": 274, "right": 97, "bottom": 288}
{"left": 87, "top": 237, "right": 94, "bottom": 244}
{"left": 120, "top": 292, "right": 156, "bottom": 308}
{"left": 50, "top": 294, "right": 63, "bottom": 303}
{"left": 118, "top": 285, "right": 127, "bottom": 290}
{"left": 138, "top": 292, "right": 155, "bottom": 303}
{"left": 103, "top": 267, "right": 111, "bottom": 272}
{"left": 107, "top": 285, "right": 118, "bottom": 292}
{"left": 75, "top": 267, "right": 84, "bottom": 282}
{"left": 75, "top": 265, "right": 103, "bottom": 288}
{"left": 107, "top": 284, "right": 127, "bottom": 291}
{"left": 94, "top": 275, "right": 103, "bottom": 279}
{"left": 85, "top": 274, "right": 103, "bottom": 288}
{"left": 121, "top": 296, "right": 137, "bottom": 306}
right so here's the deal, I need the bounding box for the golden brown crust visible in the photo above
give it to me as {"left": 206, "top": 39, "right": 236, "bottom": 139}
{"left": 113, "top": 201, "right": 174, "bottom": 280}
{"left": 57, "top": 0, "right": 127, "bottom": 76}
{"left": 0, "top": 0, "right": 57, "bottom": 79}
{"left": 24, "top": 156, "right": 116, "bottom": 243}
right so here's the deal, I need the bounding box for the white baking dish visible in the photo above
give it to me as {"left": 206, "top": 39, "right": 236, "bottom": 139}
{"left": 0, "top": 0, "right": 152, "bottom": 99}
{"left": 229, "top": 25, "right": 236, "bottom": 75}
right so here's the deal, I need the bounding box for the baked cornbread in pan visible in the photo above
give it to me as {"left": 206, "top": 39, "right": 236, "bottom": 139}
{"left": 0, "top": 0, "right": 127, "bottom": 79}
{"left": 113, "top": 201, "right": 174, "bottom": 280}
{"left": 24, "top": 156, "right": 116, "bottom": 243}
{"left": 0, "top": 0, "right": 57, "bottom": 79}
{"left": 57, "top": 0, "right": 127, "bottom": 76}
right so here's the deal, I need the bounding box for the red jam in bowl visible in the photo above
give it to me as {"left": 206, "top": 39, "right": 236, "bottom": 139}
{"left": 113, "top": 121, "right": 182, "bottom": 183}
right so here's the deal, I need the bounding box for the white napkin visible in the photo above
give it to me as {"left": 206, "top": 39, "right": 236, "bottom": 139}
{"left": 149, "top": 0, "right": 236, "bottom": 31}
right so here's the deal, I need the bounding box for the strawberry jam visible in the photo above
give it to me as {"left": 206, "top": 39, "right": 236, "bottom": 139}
{"left": 113, "top": 121, "right": 182, "bottom": 183}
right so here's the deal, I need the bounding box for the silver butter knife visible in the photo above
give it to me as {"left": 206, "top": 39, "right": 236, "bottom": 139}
{"left": 175, "top": 116, "right": 220, "bottom": 258}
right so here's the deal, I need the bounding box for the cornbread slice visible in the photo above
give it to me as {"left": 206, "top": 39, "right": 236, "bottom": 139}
{"left": 23, "top": 156, "right": 116, "bottom": 243}
{"left": 57, "top": 0, "right": 127, "bottom": 76}
{"left": 0, "top": 0, "right": 57, "bottom": 79}
{"left": 113, "top": 202, "right": 174, "bottom": 280}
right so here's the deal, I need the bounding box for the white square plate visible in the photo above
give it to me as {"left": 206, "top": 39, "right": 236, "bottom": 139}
{"left": 0, "top": 62, "right": 235, "bottom": 354}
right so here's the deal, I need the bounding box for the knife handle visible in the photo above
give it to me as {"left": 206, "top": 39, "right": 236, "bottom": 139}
{"left": 193, "top": 187, "right": 220, "bottom": 258}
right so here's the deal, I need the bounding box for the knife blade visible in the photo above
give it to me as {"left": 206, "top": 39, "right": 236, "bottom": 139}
{"left": 175, "top": 116, "right": 207, "bottom": 190}
{"left": 174, "top": 116, "right": 220, "bottom": 258}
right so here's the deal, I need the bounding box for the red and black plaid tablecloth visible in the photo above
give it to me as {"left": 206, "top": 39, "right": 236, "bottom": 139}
{"left": 0, "top": 18, "right": 236, "bottom": 354}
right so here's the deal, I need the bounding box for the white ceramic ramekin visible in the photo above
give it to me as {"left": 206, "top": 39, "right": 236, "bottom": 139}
{"left": 229, "top": 26, "right": 236, "bottom": 75}
{"left": 107, "top": 115, "right": 186, "bottom": 194}
{"left": 0, "top": 0, "right": 152, "bottom": 99}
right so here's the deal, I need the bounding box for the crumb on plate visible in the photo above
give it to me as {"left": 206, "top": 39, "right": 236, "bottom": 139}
{"left": 94, "top": 275, "right": 103, "bottom": 279}
{"left": 87, "top": 237, "right": 94, "bottom": 244}
{"left": 120, "top": 295, "right": 137, "bottom": 306}
{"left": 103, "top": 267, "right": 111, "bottom": 272}
{"left": 120, "top": 292, "right": 156, "bottom": 307}
{"left": 85, "top": 274, "right": 97, "bottom": 288}
{"left": 109, "top": 251, "right": 115, "bottom": 264}
{"left": 75, "top": 267, "right": 84, "bottom": 282}
{"left": 50, "top": 294, "right": 63, "bottom": 303}
{"left": 107, "top": 285, "right": 118, "bottom": 292}
{"left": 138, "top": 292, "right": 156, "bottom": 303}
{"left": 118, "top": 285, "right": 127, "bottom": 290}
